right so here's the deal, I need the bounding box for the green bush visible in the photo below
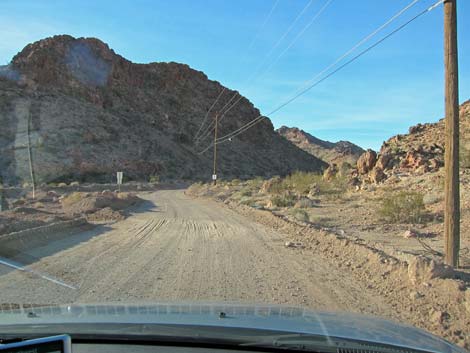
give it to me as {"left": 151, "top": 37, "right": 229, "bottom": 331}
{"left": 289, "top": 209, "right": 310, "bottom": 222}
{"left": 149, "top": 175, "right": 160, "bottom": 183}
{"left": 378, "top": 191, "right": 426, "bottom": 223}
{"left": 271, "top": 194, "right": 297, "bottom": 207}
{"left": 61, "top": 192, "right": 85, "bottom": 207}
{"left": 239, "top": 188, "right": 252, "bottom": 197}
{"left": 283, "top": 171, "right": 321, "bottom": 195}
{"left": 339, "top": 162, "right": 352, "bottom": 177}
{"left": 239, "top": 196, "right": 255, "bottom": 206}
{"left": 230, "top": 179, "right": 241, "bottom": 186}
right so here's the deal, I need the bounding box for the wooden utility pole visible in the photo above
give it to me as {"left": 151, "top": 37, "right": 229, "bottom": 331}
{"left": 212, "top": 113, "right": 218, "bottom": 186}
{"left": 444, "top": 0, "right": 460, "bottom": 267}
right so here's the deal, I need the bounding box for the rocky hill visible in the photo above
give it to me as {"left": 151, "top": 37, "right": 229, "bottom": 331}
{"left": 351, "top": 100, "right": 470, "bottom": 185}
{"left": 0, "top": 35, "right": 326, "bottom": 185}
{"left": 277, "top": 126, "right": 365, "bottom": 166}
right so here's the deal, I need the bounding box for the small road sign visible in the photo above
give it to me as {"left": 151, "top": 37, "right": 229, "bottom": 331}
{"left": 117, "top": 172, "right": 123, "bottom": 184}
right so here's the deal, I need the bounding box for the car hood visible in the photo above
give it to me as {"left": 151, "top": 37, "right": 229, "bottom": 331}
{"left": 0, "top": 303, "right": 466, "bottom": 353}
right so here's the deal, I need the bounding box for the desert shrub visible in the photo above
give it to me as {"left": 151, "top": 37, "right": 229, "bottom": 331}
{"left": 249, "top": 176, "right": 264, "bottom": 187}
{"left": 61, "top": 192, "right": 85, "bottom": 207}
{"left": 284, "top": 171, "right": 322, "bottom": 195}
{"left": 289, "top": 209, "right": 310, "bottom": 222}
{"left": 239, "top": 196, "right": 255, "bottom": 206}
{"left": 423, "top": 192, "right": 443, "bottom": 205}
{"left": 323, "top": 174, "right": 348, "bottom": 195}
{"left": 339, "top": 162, "right": 352, "bottom": 177}
{"left": 460, "top": 144, "right": 470, "bottom": 168}
{"left": 239, "top": 188, "right": 252, "bottom": 197}
{"left": 378, "top": 191, "right": 426, "bottom": 223}
{"left": 230, "top": 179, "right": 241, "bottom": 186}
{"left": 187, "top": 182, "right": 204, "bottom": 195}
{"left": 149, "top": 175, "right": 160, "bottom": 183}
{"left": 271, "top": 193, "right": 297, "bottom": 207}
{"left": 294, "top": 197, "right": 317, "bottom": 208}
{"left": 309, "top": 215, "right": 333, "bottom": 225}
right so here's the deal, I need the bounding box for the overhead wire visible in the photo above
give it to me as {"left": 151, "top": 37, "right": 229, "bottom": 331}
{"left": 194, "top": 0, "right": 281, "bottom": 144}
{"left": 197, "top": 0, "right": 318, "bottom": 143}
{"left": 214, "top": 0, "right": 334, "bottom": 127}
{"left": 256, "top": 0, "right": 334, "bottom": 80}
{"left": 193, "top": 87, "right": 226, "bottom": 142}
{"left": 197, "top": 0, "right": 444, "bottom": 155}
{"left": 216, "top": 0, "right": 421, "bottom": 127}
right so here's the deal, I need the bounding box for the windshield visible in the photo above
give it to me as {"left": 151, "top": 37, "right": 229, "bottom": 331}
{"left": 0, "top": 0, "right": 469, "bottom": 351}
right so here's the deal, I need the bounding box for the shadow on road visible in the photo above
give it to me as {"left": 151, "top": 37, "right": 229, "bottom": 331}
{"left": 0, "top": 224, "right": 113, "bottom": 277}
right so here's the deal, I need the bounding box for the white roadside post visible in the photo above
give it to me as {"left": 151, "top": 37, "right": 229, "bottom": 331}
{"left": 117, "top": 171, "right": 123, "bottom": 193}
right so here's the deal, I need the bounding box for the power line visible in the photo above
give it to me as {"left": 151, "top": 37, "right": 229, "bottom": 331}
{"left": 216, "top": 0, "right": 420, "bottom": 126}
{"left": 290, "top": 0, "right": 422, "bottom": 97}
{"left": 194, "top": 87, "right": 226, "bottom": 142}
{"left": 216, "top": 0, "right": 334, "bottom": 126}
{"left": 197, "top": 0, "right": 320, "bottom": 142}
{"left": 246, "top": 0, "right": 281, "bottom": 52}
{"left": 198, "top": 0, "right": 444, "bottom": 155}
{"left": 194, "top": 0, "right": 280, "bottom": 144}
{"left": 196, "top": 91, "right": 240, "bottom": 144}
{"left": 245, "top": 0, "right": 317, "bottom": 85}
{"left": 258, "top": 0, "right": 334, "bottom": 78}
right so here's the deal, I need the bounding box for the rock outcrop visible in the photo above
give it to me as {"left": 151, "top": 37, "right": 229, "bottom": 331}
{"left": 350, "top": 100, "right": 470, "bottom": 185}
{"left": 0, "top": 35, "right": 327, "bottom": 184}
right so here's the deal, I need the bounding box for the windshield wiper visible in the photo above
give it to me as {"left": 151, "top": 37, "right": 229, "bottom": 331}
{"left": 242, "top": 333, "right": 430, "bottom": 353}
{"left": 241, "top": 333, "right": 335, "bottom": 352}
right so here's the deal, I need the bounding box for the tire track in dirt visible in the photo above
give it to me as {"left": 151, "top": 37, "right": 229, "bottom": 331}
{"left": 0, "top": 188, "right": 395, "bottom": 322}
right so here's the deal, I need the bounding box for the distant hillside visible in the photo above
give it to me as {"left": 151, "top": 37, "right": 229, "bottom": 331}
{"left": 0, "top": 35, "right": 326, "bottom": 185}
{"left": 277, "top": 126, "right": 365, "bottom": 166}
{"left": 376, "top": 99, "right": 470, "bottom": 174}
{"left": 348, "top": 99, "right": 470, "bottom": 185}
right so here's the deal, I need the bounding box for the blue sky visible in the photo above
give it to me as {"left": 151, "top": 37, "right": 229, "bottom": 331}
{"left": 0, "top": 0, "right": 468, "bottom": 150}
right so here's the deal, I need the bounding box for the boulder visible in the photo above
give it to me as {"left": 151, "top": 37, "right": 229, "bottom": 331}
{"left": 369, "top": 166, "right": 386, "bottom": 184}
{"left": 403, "top": 229, "right": 418, "bottom": 238}
{"left": 428, "top": 158, "right": 442, "bottom": 171}
{"left": 409, "top": 123, "right": 424, "bottom": 134}
{"left": 415, "top": 164, "right": 430, "bottom": 174}
{"left": 401, "top": 149, "right": 426, "bottom": 169}
{"left": 323, "top": 164, "right": 338, "bottom": 181}
{"left": 356, "top": 149, "right": 377, "bottom": 175}
{"left": 348, "top": 176, "right": 360, "bottom": 187}
{"left": 407, "top": 256, "right": 453, "bottom": 285}
{"left": 259, "top": 176, "right": 281, "bottom": 194}
{"left": 376, "top": 152, "right": 392, "bottom": 170}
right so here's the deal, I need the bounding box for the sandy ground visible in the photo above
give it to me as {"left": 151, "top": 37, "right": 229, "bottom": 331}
{"left": 0, "top": 189, "right": 397, "bottom": 319}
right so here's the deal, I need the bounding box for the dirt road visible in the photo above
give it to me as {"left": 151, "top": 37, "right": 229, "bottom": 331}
{"left": 0, "top": 189, "right": 393, "bottom": 317}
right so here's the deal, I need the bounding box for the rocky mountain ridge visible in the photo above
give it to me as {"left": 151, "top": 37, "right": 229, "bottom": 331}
{"left": 0, "top": 35, "right": 326, "bottom": 185}
{"left": 350, "top": 100, "right": 470, "bottom": 185}
{"left": 277, "top": 126, "right": 365, "bottom": 166}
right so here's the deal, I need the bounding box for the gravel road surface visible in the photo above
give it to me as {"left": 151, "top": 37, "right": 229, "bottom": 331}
{"left": 0, "top": 189, "right": 393, "bottom": 317}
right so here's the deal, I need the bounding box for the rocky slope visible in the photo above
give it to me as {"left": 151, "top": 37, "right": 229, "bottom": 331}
{"left": 352, "top": 100, "right": 470, "bottom": 185}
{"left": 0, "top": 35, "right": 326, "bottom": 185}
{"left": 277, "top": 126, "right": 365, "bottom": 166}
